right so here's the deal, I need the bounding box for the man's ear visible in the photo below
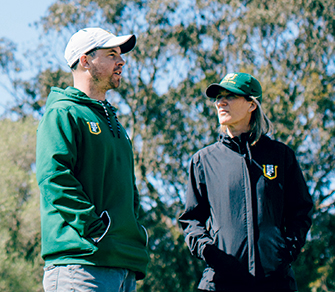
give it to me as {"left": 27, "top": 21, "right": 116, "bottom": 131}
{"left": 79, "top": 55, "right": 90, "bottom": 69}
{"left": 248, "top": 101, "right": 257, "bottom": 113}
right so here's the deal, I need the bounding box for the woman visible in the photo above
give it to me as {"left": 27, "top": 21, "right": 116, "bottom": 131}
{"left": 179, "top": 73, "right": 313, "bottom": 292}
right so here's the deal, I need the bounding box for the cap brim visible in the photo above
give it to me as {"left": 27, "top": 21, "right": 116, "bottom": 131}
{"left": 206, "top": 84, "right": 223, "bottom": 98}
{"left": 205, "top": 83, "right": 247, "bottom": 98}
{"left": 101, "top": 35, "right": 136, "bottom": 54}
{"left": 120, "top": 35, "right": 136, "bottom": 54}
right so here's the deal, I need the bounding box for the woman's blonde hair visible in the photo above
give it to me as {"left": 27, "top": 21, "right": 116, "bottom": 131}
{"left": 220, "top": 96, "right": 273, "bottom": 145}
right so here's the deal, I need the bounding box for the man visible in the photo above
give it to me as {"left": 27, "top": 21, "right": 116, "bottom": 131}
{"left": 179, "top": 72, "right": 313, "bottom": 292}
{"left": 36, "top": 27, "right": 149, "bottom": 292}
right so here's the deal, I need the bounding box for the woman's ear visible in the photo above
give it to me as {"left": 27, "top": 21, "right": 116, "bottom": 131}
{"left": 248, "top": 101, "right": 257, "bottom": 113}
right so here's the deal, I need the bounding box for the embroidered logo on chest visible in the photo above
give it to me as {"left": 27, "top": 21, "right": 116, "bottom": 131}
{"left": 262, "top": 164, "right": 278, "bottom": 180}
{"left": 87, "top": 122, "right": 101, "bottom": 135}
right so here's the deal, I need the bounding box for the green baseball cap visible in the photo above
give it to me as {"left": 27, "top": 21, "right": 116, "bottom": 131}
{"left": 206, "top": 72, "right": 262, "bottom": 103}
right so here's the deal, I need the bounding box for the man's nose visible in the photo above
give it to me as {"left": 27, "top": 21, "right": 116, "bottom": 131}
{"left": 116, "top": 56, "right": 125, "bottom": 66}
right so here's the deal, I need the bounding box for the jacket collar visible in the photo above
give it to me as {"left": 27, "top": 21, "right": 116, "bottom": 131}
{"left": 219, "top": 132, "right": 253, "bottom": 152}
{"left": 219, "top": 132, "right": 255, "bottom": 165}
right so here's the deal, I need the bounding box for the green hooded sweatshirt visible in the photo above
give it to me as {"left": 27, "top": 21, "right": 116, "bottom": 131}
{"left": 36, "top": 87, "right": 148, "bottom": 279}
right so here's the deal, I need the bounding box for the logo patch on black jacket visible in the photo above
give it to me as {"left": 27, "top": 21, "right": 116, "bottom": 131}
{"left": 263, "top": 164, "right": 278, "bottom": 180}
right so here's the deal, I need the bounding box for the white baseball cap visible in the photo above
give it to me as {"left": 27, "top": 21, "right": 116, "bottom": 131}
{"left": 64, "top": 27, "right": 136, "bottom": 67}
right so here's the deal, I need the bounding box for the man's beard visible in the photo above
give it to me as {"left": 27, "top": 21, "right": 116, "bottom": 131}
{"left": 91, "top": 65, "right": 120, "bottom": 91}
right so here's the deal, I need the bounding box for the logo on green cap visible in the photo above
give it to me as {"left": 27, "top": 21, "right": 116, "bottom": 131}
{"left": 221, "top": 73, "right": 239, "bottom": 85}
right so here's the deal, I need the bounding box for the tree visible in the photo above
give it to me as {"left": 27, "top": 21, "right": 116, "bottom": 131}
{"left": 0, "top": 117, "right": 43, "bottom": 291}
{"left": 1, "top": 0, "right": 334, "bottom": 290}
{"left": 294, "top": 211, "right": 335, "bottom": 292}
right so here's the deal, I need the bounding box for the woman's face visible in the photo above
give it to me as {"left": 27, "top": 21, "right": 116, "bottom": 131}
{"left": 214, "top": 89, "right": 256, "bottom": 134}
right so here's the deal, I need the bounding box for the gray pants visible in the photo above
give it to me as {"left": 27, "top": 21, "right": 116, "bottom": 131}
{"left": 43, "top": 265, "right": 136, "bottom": 292}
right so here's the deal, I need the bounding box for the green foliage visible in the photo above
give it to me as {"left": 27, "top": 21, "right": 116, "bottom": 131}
{"left": 294, "top": 211, "right": 335, "bottom": 292}
{"left": 138, "top": 205, "right": 205, "bottom": 291}
{"left": 0, "top": 38, "right": 21, "bottom": 74}
{"left": 0, "top": 0, "right": 334, "bottom": 291}
{"left": 0, "top": 117, "right": 43, "bottom": 291}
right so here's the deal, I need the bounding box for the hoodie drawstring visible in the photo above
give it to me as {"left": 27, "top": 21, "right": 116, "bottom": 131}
{"left": 98, "top": 100, "right": 121, "bottom": 138}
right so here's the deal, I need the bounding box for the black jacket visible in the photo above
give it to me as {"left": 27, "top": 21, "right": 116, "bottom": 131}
{"left": 179, "top": 134, "right": 313, "bottom": 291}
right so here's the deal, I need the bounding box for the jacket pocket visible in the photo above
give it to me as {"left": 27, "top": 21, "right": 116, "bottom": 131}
{"left": 91, "top": 211, "right": 111, "bottom": 244}
{"left": 258, "top": 226, "right": 289, "bottom": 276}
{"left": 141, "top": 225, "right": 149, "bottom": 246}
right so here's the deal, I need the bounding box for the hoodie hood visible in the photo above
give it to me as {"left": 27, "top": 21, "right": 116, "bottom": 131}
{"left": 46, "top": 86, "right": 120, "bottom": 138}
{"left": 45, "top": 87, "right": 98, "bottom": 109}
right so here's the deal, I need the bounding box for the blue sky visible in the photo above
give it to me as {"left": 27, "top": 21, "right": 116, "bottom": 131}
{"left": 0, "top": 0, "right": 55, "bottom": 113}
{"left": 0, "top": 0, "right": 55, "bottom": 48}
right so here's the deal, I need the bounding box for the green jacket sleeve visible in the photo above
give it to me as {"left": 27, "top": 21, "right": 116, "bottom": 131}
{"left": 36, "top": 107, "right": 107, "bottom": 239}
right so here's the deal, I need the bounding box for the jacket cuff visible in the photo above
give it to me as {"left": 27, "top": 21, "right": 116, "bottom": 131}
{"left": 203, "top": 244, "right": 219, "bottom": 266}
